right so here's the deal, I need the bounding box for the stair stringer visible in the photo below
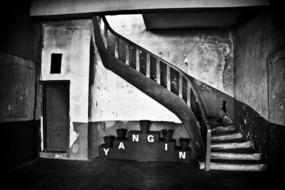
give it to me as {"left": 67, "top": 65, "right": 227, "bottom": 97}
{"left": 92, "top": 17, "right": 204, "bottom": 160}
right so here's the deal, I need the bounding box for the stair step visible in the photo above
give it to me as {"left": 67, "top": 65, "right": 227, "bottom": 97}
{"left": 211, "top": 141, "right": 253, "bottom": 150}
{"left": 211, "top": 125, "right": 236, "bottom": 134}
{"left": 211, "top": 148, "right": 257, "bottom": 154}
{"left": 200, "top": 162, "right": 267, "bottom": 171}
{"left": 212, "top": 133, "right": 243, "bottom": 142}
{"left": 211, "top": 152, "right": 262, "bottom": 160}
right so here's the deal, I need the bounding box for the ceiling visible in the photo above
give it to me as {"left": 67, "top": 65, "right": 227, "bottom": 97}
{"left": 142, "top": 7, "right": 266, "bottom": 29}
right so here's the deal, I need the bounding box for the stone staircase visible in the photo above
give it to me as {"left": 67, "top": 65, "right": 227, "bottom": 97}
{"left": 92, "top": 16, "right": 267, "bottom": 171}
{"left": 200, "top": 118, "right": 267, "bottom": 171}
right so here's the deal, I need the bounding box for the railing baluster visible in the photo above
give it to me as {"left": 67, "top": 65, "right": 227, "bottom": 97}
{"left": 166, "top": 65, "right": 171, "bottom": 91}
{"left": 205, "top": 129, "right": 212, "bottom": 171}
{"left": 115, "top": 36, "right": 119, "bottom": 58}
{"left": 187, "top": 85, "right": 191, "bottom": 107}
{"left": 156, "top": 58, "right": 161, "bottom": 84}
{"left": 125, "top": 44, "right": 129, "bottom": 65}
{"left": 98, "top": 17, "right": 101, "bottom": 28}
{"left": 136, "top": 49, "right": 140, "bottom": 72}
{"left": 179, "top": 73, "right": 183, "bottom": 98}
{"left": 146, "top": 53, "right": 150, "bottom": 78}
{"left": 104, "top": 23, "right": 108, "bottom": 48}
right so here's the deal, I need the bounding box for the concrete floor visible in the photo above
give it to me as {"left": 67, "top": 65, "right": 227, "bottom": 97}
{"left": 5, "top": 158, "right": 282, "bottom": 190}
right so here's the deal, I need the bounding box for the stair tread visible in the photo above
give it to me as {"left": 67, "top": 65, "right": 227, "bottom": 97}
{"left": 211, "top": 152, "right": 261, "bottom": 160}
{"left": 199, "top": 162, "right": 267, "bottom": 171}
{"left": 211, "top": 138, "right": 249, "bottom": 144}
{"left": 210, "top": 123, "right": 235, "bottom": 129}
{"left": 208, "top": 162, "right": 267, "bottom": 171}
{"left": 212, "top": 132, "right": 242, "bottom": 139}
{"left": 211, "top": 127, "right": 235, "bottom": 135}
{"left": 211, "top": 141, "right": 253, "bottom": 150}
{"left": 210, "top": 159, "right": 264, "bottom": 164}
{"left": 211, "top": 148, "right": 258, "bottom": 153}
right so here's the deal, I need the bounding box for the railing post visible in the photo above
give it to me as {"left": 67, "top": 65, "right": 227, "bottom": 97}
{"left": 146, "top": 53, "right": 150, "bottom": 78}
{"left": 156, "top": 59, "right": 161, "bottom": 84}
{"left": 179, "top": 73, "right": 183, "bottom": 98}
{"left": 104, "top": 23, "right": 108, "bottom": 48}
{"left": 136, "top": 49, "right": 140, "bottom": 72}
{"left": 187, "top": 85, "right": 191, "bottom": 107}
{"left": 166, "top": 65, "right": 171, "bottom": 91}
{"left": 205, "top": 129, "right": 212, "bottom": 171}
{"left": 115, "top": 36, "right": 119, "bottom": 58}
{"left": 125, "top": 44, "right": 129, "bottom": 65}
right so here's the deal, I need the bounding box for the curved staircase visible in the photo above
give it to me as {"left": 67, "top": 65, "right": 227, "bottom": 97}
{"left": 91, "top": 16, "right": 267, "bottom": 171}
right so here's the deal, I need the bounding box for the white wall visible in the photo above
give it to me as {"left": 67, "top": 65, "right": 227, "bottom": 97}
{"left": 106, "top": 15, "right": 234, "bottom": 96}
{"left": 89, "top": 46, "right": 181, "bottom": 123}
{"left": 41, "top": 20, "right": 91, "bottom": 123}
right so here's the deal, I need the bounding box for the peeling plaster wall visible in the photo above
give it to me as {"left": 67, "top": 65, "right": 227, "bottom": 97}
{"left": 42, "top": 20, "right": 91, "bottom": 123}
{"left": 234, "top": 11, "right": 285, "bottom": 124}
{"left": 106, "top": 15, "right": 234, "bottom": 96}
{"left": 41, "top": 20, "right": 91, "bottom": 159}
{"left": 89, "top": 45, "right": 181, "bottom": 123}
{"left": 234, "top": 9, "right": 285, "bottom": 168}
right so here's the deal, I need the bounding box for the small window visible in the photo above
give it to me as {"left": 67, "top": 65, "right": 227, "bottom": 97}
{"left": 50, "top": 53, "right": 62, "bottom": 74}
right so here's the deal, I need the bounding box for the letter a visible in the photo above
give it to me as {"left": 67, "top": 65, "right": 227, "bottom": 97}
{"left": 118, "top": 142, "right": 125, "bottom": 150}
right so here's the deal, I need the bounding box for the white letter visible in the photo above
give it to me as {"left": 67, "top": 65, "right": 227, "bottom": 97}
{"left": 103, "top": 148, "right": 109, "bottom": 156}
{"left": 179, "top": 152, "right": 186, "bottom": 159}
{"left": 147, "top": 135, "right": 154, "bottom": 143}
{"left": 118, "top": 142, "right": 125, "bottom": 150}
{"left": 132, "top": 134, "right": 139, "bottom": 142}
{"left": 165, "top": 143, "right": 168, "bottom": 151}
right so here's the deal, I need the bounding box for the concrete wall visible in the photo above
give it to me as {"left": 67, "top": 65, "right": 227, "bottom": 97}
{"left": 107, "top": 15, "right": 234, "bottom": 97}
{"left": 0, "top": 1, "right": 41, "bottom": 169}
{"left": 30, "top": 0, "right": 269, "bottom": 16}
{"left": 41, "top": 20, "right": 91, "bottom": 159}
{"left": 234, "top": 8, "right": 285, "bottom": 169}
{"left": 89, "top": 43, "right": 180, "bottom": 123}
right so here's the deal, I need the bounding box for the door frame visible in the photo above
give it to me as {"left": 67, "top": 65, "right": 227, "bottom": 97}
{"left": 41, "top": 80, "right": 70, "bottom": 152}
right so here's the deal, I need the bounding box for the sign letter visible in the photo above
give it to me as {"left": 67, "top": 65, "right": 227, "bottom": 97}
{"left": 147, "top": 135, "right": 154, "bottom": 143}
{"left": 165, "top": 143, "right": 168, "bottom": 151}
{"left": 103, "top": 148, "right": 109, "bottom": 156}
{"left": 132, "top": 134, "right": 139, "bottom": 142}
{"left": 179, "top": 151, "right": 186, "bottom": 159}
{"left": 118, "top": 142, "right": 125, "bottom": 150}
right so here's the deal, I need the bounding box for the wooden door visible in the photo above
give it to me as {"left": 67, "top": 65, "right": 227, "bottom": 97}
{"left": 44, "top": 81, "right": 69, "bottom": 152}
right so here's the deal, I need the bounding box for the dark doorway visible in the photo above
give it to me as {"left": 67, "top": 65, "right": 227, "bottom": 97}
{"left": 43, "top": 81, "right": 70, "bottom": 152}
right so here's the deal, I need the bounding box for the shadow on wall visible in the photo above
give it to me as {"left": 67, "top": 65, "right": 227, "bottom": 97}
{"left": 189, "top": 76, "right": 235, "bottom": 121}
{"left": 88, "top": 120, "right": 189, "bottom": 159}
